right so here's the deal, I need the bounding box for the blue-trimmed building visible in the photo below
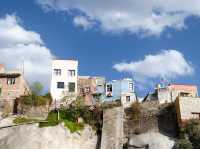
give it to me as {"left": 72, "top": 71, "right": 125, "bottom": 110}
{"left": 104, "top": 78, "right": 136, "bottom": 106}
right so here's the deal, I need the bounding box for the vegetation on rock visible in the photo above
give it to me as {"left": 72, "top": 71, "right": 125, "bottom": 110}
{"left": 13, "top": 117, "right": 41, "bottom": 124}
{"left": 39, "top": 97, "right": 102, "bottom": 133}
{"left": 175, "top": 120, "right": 200, "bottom": 149}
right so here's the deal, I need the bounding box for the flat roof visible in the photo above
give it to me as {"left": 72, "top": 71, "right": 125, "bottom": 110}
{"left": 0, "top": 70, "right": 22, "bottom": 77}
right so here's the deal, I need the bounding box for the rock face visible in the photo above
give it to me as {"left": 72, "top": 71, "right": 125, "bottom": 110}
{"left": 129, "top": 132, "right": 175, "bottom": 149}
{"left": 0, "top": 124, "right": 97, "bottom": 149}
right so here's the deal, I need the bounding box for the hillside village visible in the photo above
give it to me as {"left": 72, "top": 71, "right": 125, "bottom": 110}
{"left": 0, "top": 60, "right": 200, "bottom": 149}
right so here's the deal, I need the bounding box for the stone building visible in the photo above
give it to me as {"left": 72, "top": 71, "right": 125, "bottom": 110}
{"left": 175, "top": 96, "right": 200, "bottom": 127}
{"left": 0, "top": 64, "right": 30, "bottom": 114}
{"left": 78, "top": 76, "right": 105, "bottom": 105}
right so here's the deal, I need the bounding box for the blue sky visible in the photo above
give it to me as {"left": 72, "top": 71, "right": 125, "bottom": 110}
{"left": 0, "top": 0, "right": 200, "bottom": 96}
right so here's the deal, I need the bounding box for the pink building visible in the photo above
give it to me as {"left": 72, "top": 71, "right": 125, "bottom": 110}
{"left": 0, "top": 64, "right": 30, "bottom": 114}
{"left": 78, "top": 76, "right": 105, "bottom": 106}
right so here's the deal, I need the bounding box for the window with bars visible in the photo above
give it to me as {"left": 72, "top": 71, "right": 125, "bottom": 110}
{"left": 68, "top": 70, "right": 76, "bottom": 77}
{"left": 129, "top": 82, "right": 134, "bottom": 91}
{"left": 54, "top": 69, "right": 61, "bottom": 76}
{"left": 7, "top": 78, "right": 15, "bottom": 85}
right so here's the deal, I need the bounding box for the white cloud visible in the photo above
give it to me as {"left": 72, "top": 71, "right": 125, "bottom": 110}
{"left": 73, "top": 16, "right": 94, "bottom": 30}
{"left": 0, "top": 15, "right": 53, "bottom": 91}
{"left": 37, "top": 0, "right": 200, "bottom": 36}
{"left": 113, "top": 50, "right": 194, "bottom": 85}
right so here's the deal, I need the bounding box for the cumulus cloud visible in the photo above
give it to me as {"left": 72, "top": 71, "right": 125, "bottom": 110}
{"left": 0, "top": 15, "right": 53, "bottom": 91}
{"left": 73, "top": 16, "right": 94, "bottom": 30}
{"left": 37, "top": 0, "right": 200, "bottom": 36}
{"left": 113, "top": 50, "right": 194, "bottom": 85}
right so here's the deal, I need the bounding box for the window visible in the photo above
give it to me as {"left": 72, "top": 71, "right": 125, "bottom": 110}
{"left": 80, "top": 88, "right": 85, "bottom": 94}
{"left": 191, "top": 112, "right": 200, "bottom": 119}
{"left": 107, "top": 84, "right": 112, "bottom": 92}
{"left": 129, "top": 82, "right": 134, "bottom": 91}
{"left": 57, "top": 82, "right": 64, "bottom": 89}
{"left": 54, "top": 69, "right": 61, "bottom": 76}
{"left": 85, "top": 87, "right": 90, "bottom": 93}
{"left": 7, "top": 78, "right": 15, "bottom": 85}
{"left": 68, "top": 70, "right": 76, "bottom": 77}
{"left": 68, "top": 82, "right": 75, "bottom": 92}
{"left": 126, "top": 96, "right": 131, "bottom": 102}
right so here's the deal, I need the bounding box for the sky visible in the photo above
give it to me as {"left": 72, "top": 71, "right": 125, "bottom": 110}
{"left": 0, "top": 0, "right": 200, "bottom": 96}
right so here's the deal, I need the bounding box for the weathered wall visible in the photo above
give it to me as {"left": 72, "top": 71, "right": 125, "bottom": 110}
{"left": 101, "top": 107, "right": 124, "bottom": 149}
{"left": 124, "top": 102, "right": 178, "bottom": 142}
{"left": 175, "top": 96, "right": 200, "bottom": 127}
{"left": 18, "top": 104, "right": 49, "bottom": 119}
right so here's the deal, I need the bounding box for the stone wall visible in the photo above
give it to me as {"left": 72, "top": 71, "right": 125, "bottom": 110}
{"left": 124, "top": 102, "right": 178, "bottom": 141}
{"left": 0, "top": 99, "right": 14, "bottom": 117}
{"left": 101, "top": 107, "right": 124, "bottom": 149}
{"left": 18, "top": 104, "right": 49, "bottom": 119}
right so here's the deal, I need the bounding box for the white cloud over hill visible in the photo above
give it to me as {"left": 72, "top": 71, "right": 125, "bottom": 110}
{"left": 114, "top": 50, "right": 194, "bottom": 87}
{"left": 0, "top": 15, "right": 53, "bottom": 90}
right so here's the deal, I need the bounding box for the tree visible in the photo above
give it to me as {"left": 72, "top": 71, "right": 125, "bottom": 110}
{"left": 174, "top": 139, "right": 193, "bottom": 149}
{"left": 31, "top": 82, "right": 43, "bottom": 95}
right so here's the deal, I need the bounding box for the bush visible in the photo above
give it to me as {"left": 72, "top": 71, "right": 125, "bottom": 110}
{"left": 39, "top": 111, "right": 59, "bottom": 127}
{"left": 64, "top": 120, "right": 84, "bottom": 133}
{"left": 185, "top": 120, "right": 200, "bottom": 149}
{"left": 131, "top": 102, "right": 142, "bottom": 120}
{"left": 174, "top": 139, "right": 193, "bottom": 149}
{"left": 39, "top": 97, "right": 102, "bottom": 132}
{"left": 20, "top": 94, "right": 51, "bottom": 106}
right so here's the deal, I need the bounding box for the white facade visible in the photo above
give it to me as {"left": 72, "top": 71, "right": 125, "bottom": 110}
{"left": 50, "top": 60, "right": 78, "bottom": 101}
{"left": 121, "top": 92, "right": 137, "bottom": 107}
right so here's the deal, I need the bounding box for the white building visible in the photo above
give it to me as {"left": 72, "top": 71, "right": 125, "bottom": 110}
{"left": 50, "top": 60, "right": 78, "bottom": 102}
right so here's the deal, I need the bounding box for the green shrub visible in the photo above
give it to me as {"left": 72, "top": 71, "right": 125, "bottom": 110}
{"left": 13, "top": 117, "right": 40, "bottom": 124}
{"left": 64, "top": 119, "right": 84, "bottom": 133}
{"left": 185, "top": 120, "right": 200, "bottom": 149}
{"left": 39, "top": 111, "right": 59, "bottom": 127}
{"left": 175, "top": 139, "right": 193, "bottom": 149}
{"left": 39, "top": 98, "right": 102, "bottom": 132}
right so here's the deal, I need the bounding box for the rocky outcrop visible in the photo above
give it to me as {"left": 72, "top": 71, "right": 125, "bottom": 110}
{"left": 0, "top": 124, "right": 97, "bottom": 149}
{"left": 128, "top": 132, "right": 174, "bottom": 149}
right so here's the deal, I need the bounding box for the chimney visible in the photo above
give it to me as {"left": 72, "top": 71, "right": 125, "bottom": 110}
{"left": 0, "top": 64, "right": 5, "bottom": 72}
